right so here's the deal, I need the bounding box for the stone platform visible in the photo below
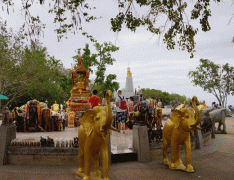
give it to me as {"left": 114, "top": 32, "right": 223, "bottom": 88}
{"left": 2, "top": 118, "right": 213, "bottom": 166}
{"left": 10, "top": 120, "right": 167, "bottom": 154}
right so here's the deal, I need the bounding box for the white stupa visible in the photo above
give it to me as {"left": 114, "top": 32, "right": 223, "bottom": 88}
{"left": 121, "top": 67, "right": 135, "bottom": 100}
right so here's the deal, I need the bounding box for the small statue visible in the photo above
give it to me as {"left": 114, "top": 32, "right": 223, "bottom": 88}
{"left": 74, "top": 137, "right": 79, "bottom": 148}
{"left": 46, "top": 136, "right": 54, "bottom": 147}
{"left": 40, "top": 136, "right": 47, "bottom": 147}
{"left": 76, "top": 73, "right": 85, "bottom": 88}
{"left": 2, "top": 107, "right": 13, "bottom": 125}
{"left": 52, "top": 101, "right": 59, "bottom": 112}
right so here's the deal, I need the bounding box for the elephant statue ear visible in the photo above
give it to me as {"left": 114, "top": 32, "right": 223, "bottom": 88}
{"left": 79, "top": 110, "right": 96, "bottom": 127}
{"left": 170, "top": 110, "right": 182, "bottom": 129}
{"left": 187, "top": 108, "right": 195, "bottom": 116}
{"left": 79, "top": 110, "right": 97, "bottom": 136}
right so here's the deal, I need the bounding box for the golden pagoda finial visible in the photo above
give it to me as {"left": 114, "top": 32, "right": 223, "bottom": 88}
{"left": 127, "top": 67, "right": 132, "bottom": 77}
{"left": 78, "top": 55, "right": 83, "bottom": 65}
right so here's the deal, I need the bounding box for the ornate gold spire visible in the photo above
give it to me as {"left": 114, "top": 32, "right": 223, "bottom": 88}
{"left": 127, "top": 67, "right": 132, "bottom": 77}
{"left": 78, "top": 55, "right": 83, "bottom": 65}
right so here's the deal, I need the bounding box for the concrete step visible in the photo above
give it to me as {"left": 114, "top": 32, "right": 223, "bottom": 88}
{"left": 8, "top": 147, "right": 138, "bottom": 165}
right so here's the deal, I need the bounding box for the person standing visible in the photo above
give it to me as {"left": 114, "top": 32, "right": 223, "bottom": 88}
{"left": 116, "top": 90, "right": 127, "bottom": 133}
{"left": 157, "top": 98, "right": 162, "bottom": 108}
{"left": 127, "top": 96, "right": 134, "bottom": 124}
{"left": 150, "top": 97, "right": 156, "bottom": 118}
{"left": 157, "top": 98, "right": 163, "bottom": 127}
{"left": 212, "top": 102, "right": 218, "bottom": 109}
{"left": 151, "top": 97, "right": 155, "bottom": 108}
{"left": 63, "top": 101, "right": 67, "bottom": 111}
{"left": 61, "top": 109, "right": 66, "bottom": 131}
{"left": 101, "top": 91, "right": 106, "bottom": 107}
{"left": 89, "top": 89, "right": 100, "bottom": 109}
{"left": 128, "top": 97, "right": 134, "bottom": 113}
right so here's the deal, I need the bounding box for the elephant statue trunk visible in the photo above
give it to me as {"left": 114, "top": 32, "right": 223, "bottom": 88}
{"left": 100, "top": 90, "right": 114, "bottom": 132}
{"left": 190, "top": 96, "right": 202, "bottom": 130}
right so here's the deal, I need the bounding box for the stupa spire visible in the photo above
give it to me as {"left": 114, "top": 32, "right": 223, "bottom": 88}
{"left": 127, "top": 67, "right": 132, "bottom": 77}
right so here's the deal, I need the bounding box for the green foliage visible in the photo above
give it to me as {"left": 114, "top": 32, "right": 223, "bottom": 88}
{"left": 2, "top": 0, "right": 224, "bottom": 57}
{"left": 0, "top": 21, "right": 30, "bottom": 111}
{"left": 0, "top": 21, "right": 72, "bottom": 111}
{"left": 72, "top": 42, "right": 120, "bottom": 96}
{"left": 110, "top": 0, "right": 220, "bottom": 58}
{"left": 2, "top": 0, "right": 99, "bottom": 41}
{"left": 73, "top": 44, "right": 98, "bottom": 73}
{"left": 96, "top": 74, "right": 119, "bottom": 99}
{"left": 188, "top": 59, "right": 234, "bottom": 108}
{"left": 141, "top": 88, "right": 187, "bottom": 106}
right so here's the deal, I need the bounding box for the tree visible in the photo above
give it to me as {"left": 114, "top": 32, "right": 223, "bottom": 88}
{"left": 141, "top": 88, "right": 187, "bottom": 106}
{"left": 0, "top": 22, "right": 43, "bottom": 112}
{"left": 73, "top": 42, "right": 120, "bottom": 96}
{"left": 0, "top": 21, "right": 72, "bottom": 111}
{"left": 188, "top": 59, "right": 234, "bottom": 108}
{"left": 1, "top": 0, "right": 226, "bottom": 58}
{"left": 5, "top": 50, "right": 73, "bottom": 109}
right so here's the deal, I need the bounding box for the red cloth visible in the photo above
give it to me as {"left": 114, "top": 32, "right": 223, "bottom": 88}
{"left": 89, "top": 95, "right": 100, "bottom": 109}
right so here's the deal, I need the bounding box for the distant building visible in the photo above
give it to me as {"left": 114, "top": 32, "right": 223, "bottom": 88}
{"left": 116, "top": 67, "right": 135, "bottom": 101}
{"left": 122, "top": 67, "right": 134, "bottom": 92}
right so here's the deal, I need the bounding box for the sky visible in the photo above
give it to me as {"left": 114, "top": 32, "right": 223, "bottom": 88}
{"left": 1, "top": 0, "right": 234, "bottom": 107}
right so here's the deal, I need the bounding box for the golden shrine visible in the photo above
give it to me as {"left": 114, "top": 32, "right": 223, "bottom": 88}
{"left": 68, "top": 55, "right": 91, "bottom": 113}
{"left": 51, "top": 101, "right": 60, "bottom": 116}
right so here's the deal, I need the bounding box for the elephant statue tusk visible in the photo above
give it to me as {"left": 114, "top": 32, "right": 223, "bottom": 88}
{"left": 190, "top": 126, "right": 203, "bottom": 130}
{"left": 110, "top": 126, "right": 119, "bottom": 132}
{"left": 195, "top": 126, "right": 203, "bottom": 130}
{"left": 101, "top": 126, "right": 119, "bottom": 132}
{"left": 100, "top": 126, "right": 118, "bottom": 132}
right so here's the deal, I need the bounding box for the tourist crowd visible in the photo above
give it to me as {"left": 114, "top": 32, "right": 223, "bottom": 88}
{"left": 88, "top": 89, "right": 165, "bottom": 134}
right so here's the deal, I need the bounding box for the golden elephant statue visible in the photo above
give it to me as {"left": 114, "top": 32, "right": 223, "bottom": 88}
{"left": 162, "top": 96, "right": 202, "bottom": 172}
{"left": 176, "top": 101, "right": 187, "bottom": 110}
{"left": 77, "top": 90, "right": 118, "bottom": 180}
{"left": 197, "top": 104, "right": 206, "bottom": 111}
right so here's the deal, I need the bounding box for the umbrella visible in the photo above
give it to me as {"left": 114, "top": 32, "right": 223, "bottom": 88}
{"left": 0, "top": 94, "right": 9, "bottom": 100}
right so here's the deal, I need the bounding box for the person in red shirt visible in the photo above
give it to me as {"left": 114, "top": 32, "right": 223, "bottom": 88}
{"left": 89, "top": 89, "right": 100, "bottom": 109}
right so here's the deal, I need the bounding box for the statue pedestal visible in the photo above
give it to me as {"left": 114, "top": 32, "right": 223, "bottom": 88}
{"left": 132, "top": 125, "right": 151, "bottom": 163}
{"left": 0, "top": 125, "right": 16, "bottom": 165}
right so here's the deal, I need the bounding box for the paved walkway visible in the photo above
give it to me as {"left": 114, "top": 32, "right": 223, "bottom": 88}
{"left": 1, "top": 118, "right": 234, "bottom": 180}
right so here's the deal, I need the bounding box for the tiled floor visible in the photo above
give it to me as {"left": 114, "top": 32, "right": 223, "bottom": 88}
{"left": 13, "top": 126, "right": 134, "bottom": 154}
{"left": 1, "top": 119, "right": 167, "bottom": 154}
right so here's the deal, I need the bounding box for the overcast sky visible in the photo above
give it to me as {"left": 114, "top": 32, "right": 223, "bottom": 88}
{"left": 1, "top": 0, "right": 234, "bottom": 107}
